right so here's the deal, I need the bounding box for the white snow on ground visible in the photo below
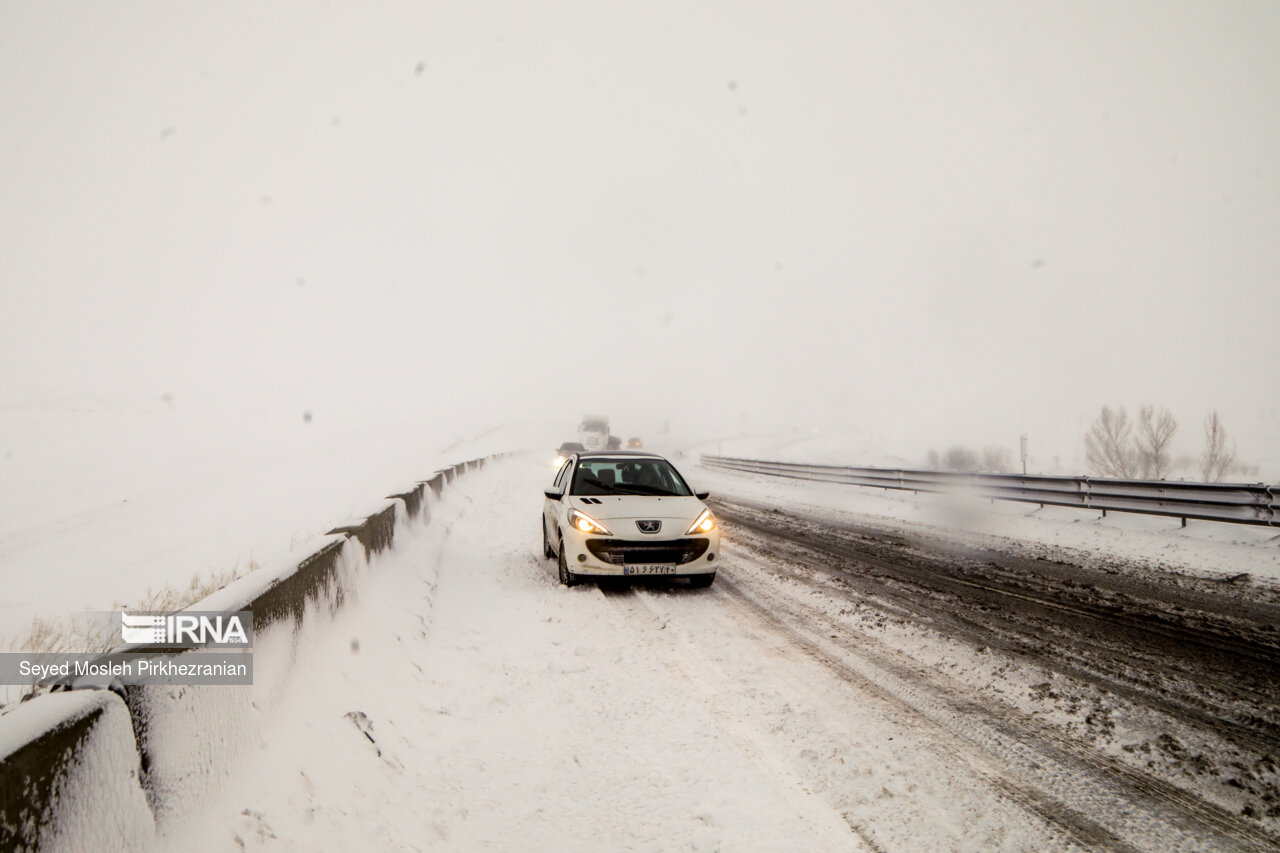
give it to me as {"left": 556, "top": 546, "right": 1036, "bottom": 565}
{"left": 690, "top": 462, "right": 1280, "bottom": 585}
{"left": 0, "top": 398, "right": 545, "bottom": 652}
{"left": 161, "top": 458, "right": 1102, "bottom": 852}
{"left": 11, "top": 445, "right": 1274, "bottom": 849}
{"left": 164, "top": 463, "right": 860, "bottom": 852}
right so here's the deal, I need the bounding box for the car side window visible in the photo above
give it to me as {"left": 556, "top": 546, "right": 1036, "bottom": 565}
{"left": 552, "top": 460, "right": 571, "bottom": 491}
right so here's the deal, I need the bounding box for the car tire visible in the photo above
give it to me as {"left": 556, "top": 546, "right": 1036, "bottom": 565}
{"left": 542, "top": 519, "right": 554, "bottom": 559}
{"left": 688, "top": 572, "right": 715, "bottom": 588}
{"left": 557, "top": 538, "right": 580, "bottom": 587}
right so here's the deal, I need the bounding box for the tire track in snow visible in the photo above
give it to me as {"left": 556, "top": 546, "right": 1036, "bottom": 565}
{"left": 709, "top": 550, "right": 1278, "bottom": 852}
{"left": 601, "top": 584, "right": 1106, "bottom": 851}
{"left": 723, "top": 514, "right": 1280, "bottom": 761}
{"left": 640, "top": 584, "right": 1116, "bottom": 850}
{"left": 712, "top": 498, "right": 1280, "bottom": 839}
{"left": 713, "top": 497, "right": 1280, "bottom": 733}
{"left": 597, "top": 585, "right": 873, "bottom": 852}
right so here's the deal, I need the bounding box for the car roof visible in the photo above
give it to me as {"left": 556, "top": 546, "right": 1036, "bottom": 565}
{"left": 576, "top": 450, "right": 664, "bottom": 459}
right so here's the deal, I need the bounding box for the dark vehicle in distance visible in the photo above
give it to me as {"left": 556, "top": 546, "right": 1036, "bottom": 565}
{"left": 555, "top": 442, "right": 586, "bottom": 466}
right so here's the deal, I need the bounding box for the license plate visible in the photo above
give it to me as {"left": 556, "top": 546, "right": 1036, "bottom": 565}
{"left": 623, "top": 564, "right": 677, "bottom": 575}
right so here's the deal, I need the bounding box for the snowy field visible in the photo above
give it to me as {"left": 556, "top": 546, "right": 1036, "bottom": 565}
{"left": 685, "top": 428, "right": 1280, "bottom": 486}
{"left": 152, "top": 455, "right": 1278, "bottom": 852}
{"left": 0, "top": 398, "right": 543, "bottom": 654}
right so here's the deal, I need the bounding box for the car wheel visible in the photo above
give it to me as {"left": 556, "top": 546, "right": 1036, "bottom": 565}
{"left": 688, "top": 572, "right": 715, "bottom": 588}
{"left": 542, "top": 519, "right": 554, "bottom": 559}
{"left": 557, "top": 538, "right": 580, "bottom": 587}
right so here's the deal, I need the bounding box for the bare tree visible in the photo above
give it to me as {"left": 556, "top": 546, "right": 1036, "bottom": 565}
{"left": 1201, "top": 410, "right": 1238, "bottom": 482}
{"left": 1084, "top": 406, "right": 1136, "bottom": 478}
{"left": 980, "top": 446, "right": 1012, "bottom": 473}
{"left": 1135, "top": 405, "right": 1177, "bottom": 479}
{"left": 943, "top": 446, "right": 979, "bottom": 472}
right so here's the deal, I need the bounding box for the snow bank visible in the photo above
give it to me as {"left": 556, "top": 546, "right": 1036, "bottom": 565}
{"left": 0, "top": 454, "right": 505, "bottom": 849}
{"left": 0, "top": 689, "right": 154, "bottom": 852}
{"left": 127, "top": 475, "right": 459, "bottom": 829}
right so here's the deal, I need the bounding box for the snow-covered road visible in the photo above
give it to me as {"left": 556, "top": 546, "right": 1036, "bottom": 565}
{"left": 163, "top": 456, "right": 1279, "bottom": 852}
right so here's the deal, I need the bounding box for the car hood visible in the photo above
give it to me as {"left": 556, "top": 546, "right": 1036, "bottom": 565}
{"left": 568, "top": 494, "right": 706, "bottom": 523}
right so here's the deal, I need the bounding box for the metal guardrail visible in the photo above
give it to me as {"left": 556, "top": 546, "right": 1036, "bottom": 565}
{"left": 701, "top": 455, "right": 1280, "bottom": 527}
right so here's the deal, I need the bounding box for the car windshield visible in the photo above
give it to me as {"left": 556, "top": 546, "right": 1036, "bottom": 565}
{"left": 571, "top": 458, "right": 692, "bottom": 497}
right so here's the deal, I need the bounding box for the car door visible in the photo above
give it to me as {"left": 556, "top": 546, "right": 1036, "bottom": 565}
{"left": 545, "top": 458, "right": 572, "bottom": 546}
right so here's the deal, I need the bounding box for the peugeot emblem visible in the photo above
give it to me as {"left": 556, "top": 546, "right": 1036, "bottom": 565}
{"left": 636, "top": 520, "right": 661, "bottom": 534}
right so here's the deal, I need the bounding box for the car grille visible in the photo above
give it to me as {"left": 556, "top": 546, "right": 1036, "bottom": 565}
{"left": 586, "top": 537, "right": 710, "bottom": 566}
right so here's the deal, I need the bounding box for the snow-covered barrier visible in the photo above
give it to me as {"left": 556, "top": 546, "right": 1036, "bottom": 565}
{"left": 0, "top": 689, "right": 153, "bottom": 852}
{"left": 0, "top": 454, "right": 503, "bottom": 850}
{"left": 388, "top": 472, "right": 439, "bottom": 523}
{"left": 119, "top": 531, "right": 360, "bottom": 826}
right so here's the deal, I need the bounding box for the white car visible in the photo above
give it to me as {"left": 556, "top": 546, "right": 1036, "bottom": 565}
{"left": 542, "top": 451, "right": 719, "bottom": 587}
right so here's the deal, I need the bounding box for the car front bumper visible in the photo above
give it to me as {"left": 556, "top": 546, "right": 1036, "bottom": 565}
{"left": 561, "top": 527, "right": 720, "bottom": 577}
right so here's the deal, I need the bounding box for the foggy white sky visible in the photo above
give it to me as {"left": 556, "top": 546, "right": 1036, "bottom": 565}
{"left": 3, "top": 1, "right": 1278, "bottom": 468}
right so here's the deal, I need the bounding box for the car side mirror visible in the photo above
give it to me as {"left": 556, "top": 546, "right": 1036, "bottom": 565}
{"left": 544, "top": 490, "right": 562, "bottom": 501}
{"left": 696, "top": 490, "right": 710, "bottom": 500}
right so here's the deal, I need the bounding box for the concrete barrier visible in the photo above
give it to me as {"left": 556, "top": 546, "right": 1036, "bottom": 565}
{"left": 119, "top": 530, "right": 368, "bottom": 822}
{"left": 0, "top": 690, "right": 154, "bottom": 852}
{"left": 239, "top": 537, "right": 349, "bottom": 630}
{"left": 328, "top": 499, "right": 399, "bottom": 560}
{"left": 388, "top": 483, "right": 428, "bottom": 522}
{"left": 423, "top": 473, "right": 445, "bottom": 500}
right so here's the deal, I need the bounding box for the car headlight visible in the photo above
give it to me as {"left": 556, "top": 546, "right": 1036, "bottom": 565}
{"left": 569, "top": 509, "right": 612, "bottom": 536}
{"left": 686, "top": 508, "right": 715, "bottom": 535}
{"left": 553, "top": 455, "right": 566, "bottom": 467}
